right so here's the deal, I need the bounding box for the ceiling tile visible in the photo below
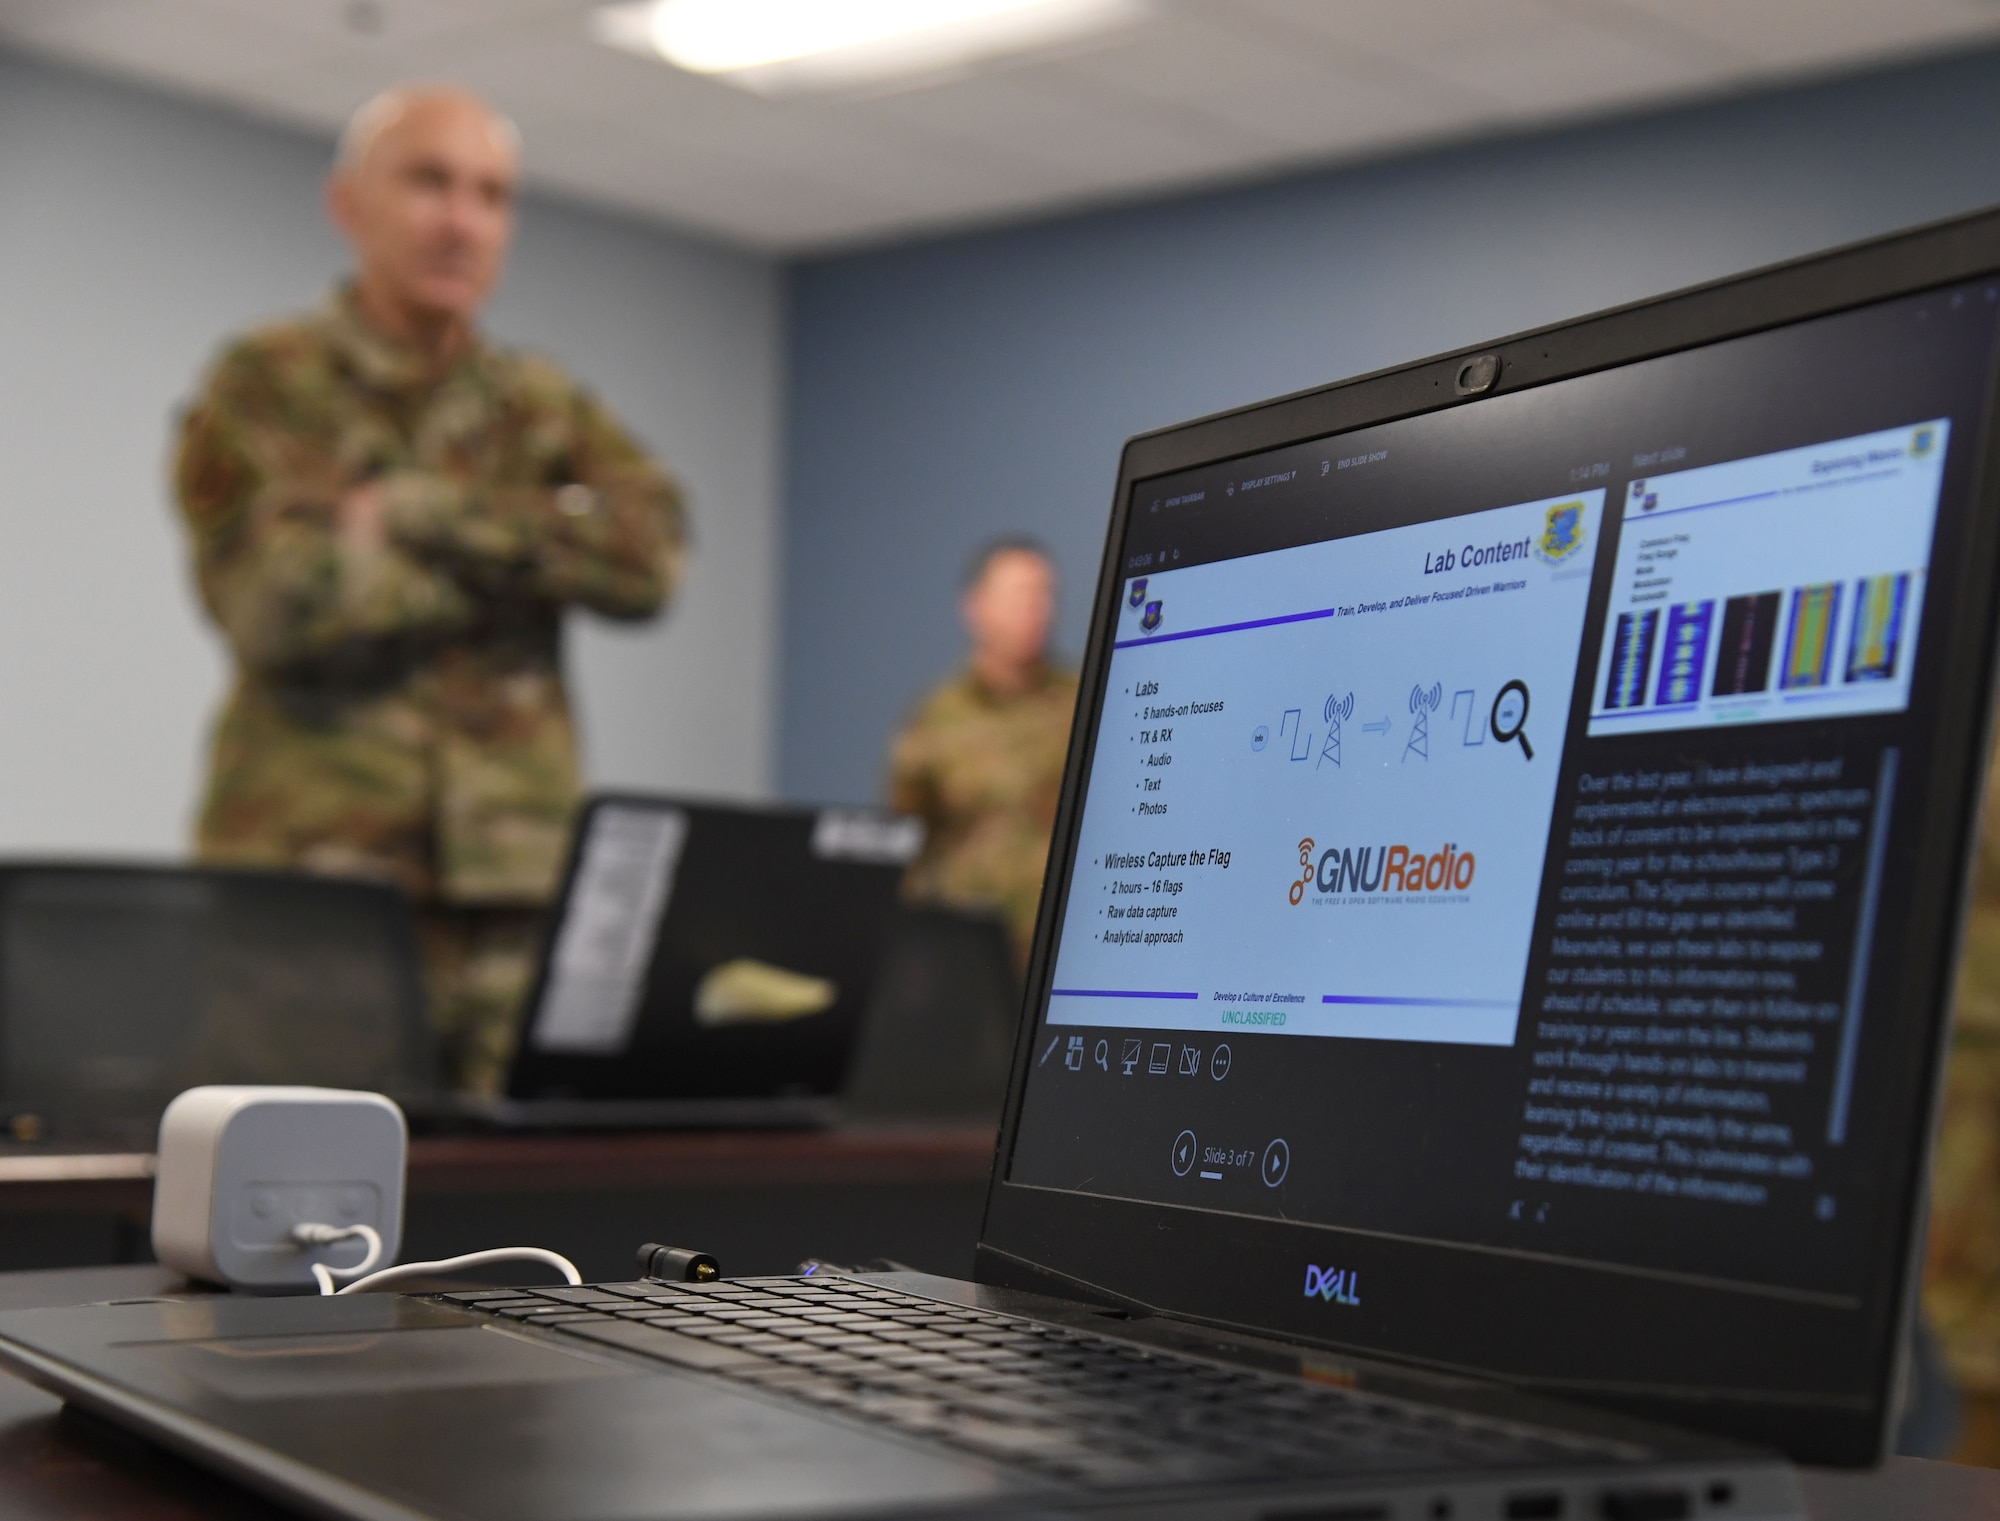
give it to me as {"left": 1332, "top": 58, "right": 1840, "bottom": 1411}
{"left": 1060, "top": 8, "right": 1486, "bottom": 149}
{"left": 845, "top": 59, "right": 1268, "bottom": 188}
{"left": 1225, "top": 0, "right": 1580, "bottom": 56}
{"left": 0, "top": 0, "right": 333, "bottom": 87}
{"left": 1403, "top": 11, "right": 1742, "bottom": 117}
{"left": 5, "top": 0, "right": 1999, "bottom": 250}
{"left": 1601, "top": 0, "right": 2000, "bottom": 71}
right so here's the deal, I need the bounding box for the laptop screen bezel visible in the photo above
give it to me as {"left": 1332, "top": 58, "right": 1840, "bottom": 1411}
{"left": 973, "top": 207, "right": 2000, "bottom": 1466}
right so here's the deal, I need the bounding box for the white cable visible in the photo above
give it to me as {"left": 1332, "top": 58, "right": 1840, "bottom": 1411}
{"left": 334, "top": 1247, "right": 582, "bottom": 1296}
{"left": 290, "top": 1222, "right": 385, "bottom": 1296}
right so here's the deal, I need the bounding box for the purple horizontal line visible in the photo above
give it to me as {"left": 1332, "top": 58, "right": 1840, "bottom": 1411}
{"left": 1623, "top": 488, "right": 1779, "bottom": 522}
{"left": 1050, "top": 988, "right": 1200, "bottom": 1000}
{"left": 1114, "top": 605, "right": 1338, "bottom": 649}
{"left": 1592, "top": 701, "right": 1701, "bottom": 720}
{"left": 1626, "top": 464, "right": 1906, "bottom": 524}
{"left": 1321, "top": 995, "right": 1515, "bottom": 1007}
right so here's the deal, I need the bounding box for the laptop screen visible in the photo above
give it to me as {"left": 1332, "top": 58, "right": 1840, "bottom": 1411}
{"left": 1009, "top": 280, "right": 2000, "bottom": 1312}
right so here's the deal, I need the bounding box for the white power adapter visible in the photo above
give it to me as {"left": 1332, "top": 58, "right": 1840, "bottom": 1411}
{"left": 152, "top": 1085, "right": 585, "bottom": 1297}
{"left": 152, "top": 1086, "right": 407, "bottom": 1291}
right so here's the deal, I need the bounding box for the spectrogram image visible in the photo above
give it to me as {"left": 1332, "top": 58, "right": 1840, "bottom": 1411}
{"left": 1653, "top": 601, "right": 1713, "bottom": 708}
{"left": 1712, "top": 592, "right": 1780, "bottom": 698}
{"left": 1845, "top": 574, "right": 1909, "bottom": 683}
{"left": 1603, "top": 609, "right": 1659, "bottom": 710}
{"left": 1780, "top": 583, "right": 1842, "bottom": 690}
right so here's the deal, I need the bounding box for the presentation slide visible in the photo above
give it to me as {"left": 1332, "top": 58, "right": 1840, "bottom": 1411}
{"left": 1587, "top": 421, "right": 1948, "bottom": 738}
{"left": 1047, "top": 490, "right": 1603, "bottom": 1047}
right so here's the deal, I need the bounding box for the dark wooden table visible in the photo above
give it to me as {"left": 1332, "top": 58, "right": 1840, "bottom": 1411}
{"left": 0, "top": 1267, "right": 1988, "bottom": 1519}
{"left": 0, "top": 1124, "right": 1000, "bottom": 1282}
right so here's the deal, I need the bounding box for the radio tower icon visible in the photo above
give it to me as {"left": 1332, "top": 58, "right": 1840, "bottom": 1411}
{"left": 1405, "top": 682, "right": 1442, "bottom": 762}
{"left": 1318, "top": 692, "right": 1353, "bottom": 769}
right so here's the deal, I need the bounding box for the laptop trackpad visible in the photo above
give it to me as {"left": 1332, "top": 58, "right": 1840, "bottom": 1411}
{"left": 109, "top": 1319, "right": 1022, "bottom": 1519}
{"left": 131, "top": 1323, "right": 630, "bottom": 1400}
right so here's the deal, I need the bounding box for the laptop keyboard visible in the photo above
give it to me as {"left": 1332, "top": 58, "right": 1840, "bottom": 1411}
{"left": 433, "top": 1277, "right": 1639, "bottom": 1490}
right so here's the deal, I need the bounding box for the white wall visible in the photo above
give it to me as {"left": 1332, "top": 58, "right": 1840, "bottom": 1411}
{"left": 0, "top": 51, "right": 782, "bottom": 858}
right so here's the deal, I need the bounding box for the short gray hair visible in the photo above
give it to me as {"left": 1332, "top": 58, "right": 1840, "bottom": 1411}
{"left": 335, "top": 85, "right": 521, "bottom": 172}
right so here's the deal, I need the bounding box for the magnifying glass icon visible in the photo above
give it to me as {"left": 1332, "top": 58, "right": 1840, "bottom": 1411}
{"left": 1490, "top": 680, "right": 1533, "bottom": 759}
{"left": 1094, "top": 1039, "right": 1110, "bottom": 1072}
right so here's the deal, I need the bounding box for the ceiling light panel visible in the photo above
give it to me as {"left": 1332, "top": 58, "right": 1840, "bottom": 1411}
{"left": 592, "top": 0, "right": 1150, "bottom": 94}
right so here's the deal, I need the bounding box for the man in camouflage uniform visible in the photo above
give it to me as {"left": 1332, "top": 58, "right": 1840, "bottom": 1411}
{"left": 889, "top": 540, "right": 1077, "bottom": 965}
{"left": 1926, "top": 744, "right": 2000, "bottom": 1462}
{"left": 174, "top": 86, "right": 685, "bottom": 1094}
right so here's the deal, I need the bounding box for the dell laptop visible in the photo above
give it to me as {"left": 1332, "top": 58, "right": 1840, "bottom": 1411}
{"left": 419, "top": 793, "right": 921, "bottom": 1130}
{"left": 6, "top": 208, "right": 2000, "bottom": 1520}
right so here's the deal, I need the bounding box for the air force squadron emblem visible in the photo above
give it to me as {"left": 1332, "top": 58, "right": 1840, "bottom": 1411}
{"left": 1536, "top": 500, "right": 1585, "bottom": 565}
{"left": 1141, "top": 600, "right": 1164, "bottom": 633}
{"left": 1128, "top": 577, "right": 1148, "bottom": 607}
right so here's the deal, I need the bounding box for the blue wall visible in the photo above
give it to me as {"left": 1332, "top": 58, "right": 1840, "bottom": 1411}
{"left": 780, "top": 45, "right": 2000, "bottom": 806}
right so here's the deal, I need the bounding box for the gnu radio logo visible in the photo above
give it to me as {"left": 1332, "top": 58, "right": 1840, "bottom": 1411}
{"left": 1288, "top": 838, "right": 1476, "bottom": 903}
{"left": 1302, "top": 1264, "right": 1361, "bottom": 1306}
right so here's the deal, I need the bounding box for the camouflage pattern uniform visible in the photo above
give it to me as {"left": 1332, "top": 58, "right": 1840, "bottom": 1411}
{"left": 1926, "top": 744, "right": 2000, "bottom": 1460}
{"left": 888, "top": 663, "right": 1079, "bottom": 964}
{"left": 174, "top": 286, "right": 686, "bottom": 1094}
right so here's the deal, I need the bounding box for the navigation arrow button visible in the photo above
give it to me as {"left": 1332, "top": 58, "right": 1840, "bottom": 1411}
{"left": 1261, "top": 1138, "right": 1290, "bottom": 1188}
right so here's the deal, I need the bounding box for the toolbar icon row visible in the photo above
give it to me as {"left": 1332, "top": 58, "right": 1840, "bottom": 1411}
{"left": 1119, "top": 1039, "right": 1231, "bottom": 1080}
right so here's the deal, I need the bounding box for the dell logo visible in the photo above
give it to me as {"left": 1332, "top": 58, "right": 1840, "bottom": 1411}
{"left": 1302, "top": 1265, "right": 1361, "bottom": 1306}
